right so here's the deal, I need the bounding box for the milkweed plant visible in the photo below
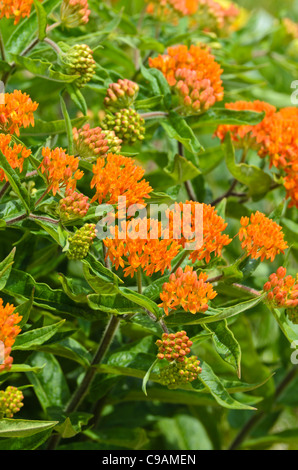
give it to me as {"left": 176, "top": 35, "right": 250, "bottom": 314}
{"left": 0, "top": 0, "right": 297, "bottom": 451}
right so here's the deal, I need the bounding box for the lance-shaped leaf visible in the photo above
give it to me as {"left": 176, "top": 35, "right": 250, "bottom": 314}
{"left": 0, "top": 419, "right": 58, "bottom": 438}
{"left": 0, "top": 150, "right": 31, "bottom": 212}
{"left": 0, "top": 248, "right": 16, "bottom": 291}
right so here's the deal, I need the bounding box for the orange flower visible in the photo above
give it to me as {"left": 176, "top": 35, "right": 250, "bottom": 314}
{"left": 214, "top": 100, "right": 276, "bottom": 148}
{"left": 284, "top": 166, "right": 298, "bottom": 209}
{"left": 0, "top": 90, "right": 38, "bottom": 136}
{"left": 0, "top": 299, "right": 22, "bottom": 372}
{"left": 167, "top": 201, "right": 232, "bottom": 264}
{"left": 40, "top": 147, "right": 84, "bottom": 196}
{"left": 149, "top": 45, "right": 224, "bottom": 106}
{"left": 104, "top": 218, "right": 181, "bottom": 278}
{"left": 175, "top": 68, "right": 218, "bottom": 114}
{"left": 0, "top": 133, "right": 31, "bottom": 181}
{"left": 0, "top": 0, "right": 41, "bottom": 24}
{"left": 90, "top": 153, "right": 152, "bottom": 207}
{"left": 257, "top": 107, "right": 298, "bottom": 170}
{"left": 146, "top": 0, "right": 198, "bottom": 23}
{"left": 159, "top": 265, "right": 217, "bottom": 315}
{"left": 283, "top": 17, "right": 298, "bottom": 40}
{"left": 239, "top": 211, "right": 288, "bottom": 262}
{"left": 264, "top": 267, "right": 298, "bottom": 323}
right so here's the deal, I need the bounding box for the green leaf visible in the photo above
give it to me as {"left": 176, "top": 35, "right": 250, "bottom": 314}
{"left": 13, "top": 320, "right": 65, "bottom": 350}
{"left": 225, "top": 134, "right": 272, "bottom": 197}
{"left": 161, "top": 111, "right": 203, "bottom": 155}
{"left": 0, "top": 419, "right": 58, "bottom": 438}
{"left": 239, "top": 429, "right": 298, "bottom": 450}
{"left": 0, "top": 429, "right": 53, "bottom": 450}
{"left": 26, "top": 352, "right": 70, "bottom": 412}
{"left": 84, "top": 427, "right": 148, "bottom": 450}
{"left": 66, "top": 84, "right": 88, "bottom": 115}
{"left": 197, "top": 362, "right": 256, "bottom": 410}
{"left": 270, "top": 306, "right": 298, "bottom": 344}
{"left": 204, "top": 320, "right": 242, "bottom": 378}
{"left": 164, "top": 153, "right": 201, "bottom": 185}
{"left": 135, "top": 95, "right": 163, "bottom": 110}
{"left": 0, "top": 247, "right": 16, "bottom": 291}
{"left": 20, "top": 116, "right": 87, "bottom": 137}
{"left": 165, "top": 294, "right": 266, "bottom": 326}
{"left": 0, "top": 149, "right": 31, "bottom": 212}
{"left": 54, "top": 413, "right": 93, "bottom": 438}
{"left": 142, "top": 358, "right": 158, "bottom": 396}
{"left": 11, "top": 55, "right": 79, "bottom": 82}
{"left": 189, "top": 108, "right": 265, "bottom": 129}
{"left": 119, "top": 286, "right": 161, "bottom": 317}
{"left": 33, "top": 0, "right": 47, "bottom": 41}
{"left": 5, "top": 0, "right": 61, "bottom": 56}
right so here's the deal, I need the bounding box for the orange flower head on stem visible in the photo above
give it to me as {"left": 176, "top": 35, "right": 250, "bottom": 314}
{"left": 0, "top": 90, "right": 39, "bottom": 136}
{"left": 149, "top": 44, "right": 224, "bottom": 108}
{"left": 264, "top": 267, "right": 298, "bottom": 324}
{"left": 0, "top": 0, "right": 41, "bottom": 24}
{"left": 90, "top": 153, "right": 152, "bottom": 207}
{"left": 156, "top": 330, "right": 193, "bottom": 362}
{"left": 159, "top": 265, "right": 217, "bottom": 315}
{"left": 0, "top": 133, "right": 31, "bottom": 182}
{"left": 0, "top": 299, "right": 22, "bottom": 372}
{"left": 40, "top": 147, "right": 84, "bottom": 196}
{"left": 104, "top": 218, "right": 181, "bottom": 278}
{"left": 239, "top": 211, "right": 288, "bottom": 262}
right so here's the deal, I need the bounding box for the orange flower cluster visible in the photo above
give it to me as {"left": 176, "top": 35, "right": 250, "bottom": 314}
{"left": 239, "top": 211, "right": 288, "bottom": 262}
{"left": 40, "top": 147, "right": 84, "bottom": 196}
{"left": 193, "top": 0, "right": 240, "bottom": 35}
{"left": 59, "top": 189, "right": 90, "bottom": 221}
{"left": 215, "top": 102, "right": 298, "bottom": 207}
{"left": 0, "top": 299, "right": 22, "bottom": 372}
{"left": 0, "top": 134, "right": 31, "bottom": 182}
{"left": 215, "top": 100, "right": 277, "bottom": 149}
{"left": 167, "top": 201, "right": 232, "bottom": 264}
{"left": 159, "top": 265, "right": 217, "bottom": 315}
{"left": 0, "top": 90, "right": 38, "bottom": 136}
{"left": 156, "top": 331, "right": 193, "bottom": 362}
{"left": 104, "top": 218, "right": 181, "bottom": 278}
{"left": 0, "top": 0, "right": 41, "bottom": 24}
{"left": 90, "top": 153, "right": 152, "bottom": 207}
{"left": 175, "top": 68, "right": 218, "bottom": 114}
{"left": 146, "top": 0, "right": 198, "bottom": 23}
{"left": 149, "top": 45, "right": 224, "bottom": 108}
{"left": 264, "top": 267, "right": 298, "bottom": 308}
{"left": 283, "top": 18, "right": 298, "bottom": 40}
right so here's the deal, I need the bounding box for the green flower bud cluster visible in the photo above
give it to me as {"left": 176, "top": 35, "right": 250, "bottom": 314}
{"left": 158, "top": 356, "right": 202, "bottom": 389}
{"left": 0, "top": 386, "right": 24, "bottom": 418}
{"left": 104, "top": 79, "right": 139, "bottom": 112}
{"left": 62, "top": 44, "right": 96, "bottom": 88}
{"left": 102, "top": 108, "right": 145, "bottom": 145}
{"left": 67, "top": 223, "right": 97, "bottom": 260}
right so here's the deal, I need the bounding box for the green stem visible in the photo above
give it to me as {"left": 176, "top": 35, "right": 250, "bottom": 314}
{"left": 140, "top": 112, "right": 168, "bottom": 120}
{"left": 0, "top": 181, "right": 10, "bottom": 200}
{"left": 0, "top": 29, "right": 6, "bottom": 62}
{"left": 46, "top": 314, "right": 121, "bottom": 450}
{"left": 137, "top": 267, "right": 142, "bottom": 294}
{"left": 171, "top": 251, "right": 189, "bottom": 274}
{"left": 228, "top": 365, "right": 298, "bottom": 450}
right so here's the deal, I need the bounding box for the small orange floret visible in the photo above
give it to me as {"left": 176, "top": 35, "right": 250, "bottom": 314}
{"left": 159, "top": 265, "right": 217, "bottom": 315}
{"left": 40, "top": 147, "right": 84, "bottom": 196}
{"left": 239, "top": 211, "right": 288, "bottom": 262}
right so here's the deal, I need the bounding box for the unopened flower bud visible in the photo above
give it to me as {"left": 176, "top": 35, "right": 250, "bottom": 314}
{"left": 67, "top": 223, "right": 97, "bottom": 259}
{"left": 61, "top": 44, "right": 96, "bottom": 88}
{"left": 159, "top": 356, "right": 202, "bottom": 389}
{"left": 102, "top": 108, "right": 145, "bottom": 144}
{"left": 60, "top": 0, "right": 91, "bottom": 28}
{"left": 0, "top": 386, "right": 24, "bottom": 419}
{"left": 73, "top": 124, "right": 122, "bottom": 162}
{"left": 104, "top": 79, "right": 139, "bottom": 112}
